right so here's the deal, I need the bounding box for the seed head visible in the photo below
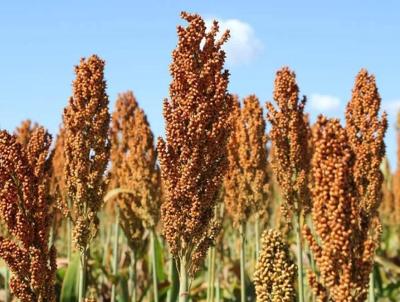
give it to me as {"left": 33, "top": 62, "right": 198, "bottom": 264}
{"left": 63, "top": 54, "right": 110, "bottom": 252}
{"left": 253, "top": 229, "right": 296, "bottom": 302}
{"left": 345, "top": 69, "right": 387, "bottom": 220}
{"left": 304, "top": 116, "right": 376, "bottom": 301}
{"left": 157, "top": 11, "right": 232, "bottom": 274}
{"left": 266, "top": 67, "right": 311, "bottom": 220}
{"left": 14, "top": 119, "right": 39, "bottom": 148}
{"left": 224, "top": 95, "right": 269, "bottom": 226}
{"left": 0, "top": 129, "right": 56, "bottom": 302}
{"left": 109, "top": 91, "right": 159, "bottom": 248}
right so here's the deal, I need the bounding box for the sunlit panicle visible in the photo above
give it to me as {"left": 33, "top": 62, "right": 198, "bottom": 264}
{"left": 0, "top": 129, "right": 56, "bottom": 302}
{"left": 63, "top": 54, "right": 110, "bottom": 252}
{"left": 157, "top": 11, "right": 232, "bottom": 275}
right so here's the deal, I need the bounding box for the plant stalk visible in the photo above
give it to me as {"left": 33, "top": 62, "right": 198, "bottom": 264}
{"left": 67, "top": 198, "right": 72, "bottom": 262}
{"left": 255, "top": 215, "right": 260, "bottom": 257}
{"left": 5, "top": 267, "right": 9, "bottom": 302}
{"left": 295, "top": 211, "right": 304, "bottom": 302}
{"left": 78, "top": 248, "right": 88, "bottom": 302}
{"left": 215, "top": 263, "right": 221, "bottom": 302}
{"left": 369, "top": 270, "right": 375, "bottom": 302}
{"left": 129, "top": 251, "right": 137, "bottom": 302}
{"left": 240, "top": 223, "right": 246, "bottom": 302}
{"left": 150, "top": 229, "right": 159, "bottom": 302}
{"left": 207, "top": 250, "right": 212, "bottom": 302}
{"left": 179, "top": 257, "right": 189, "bottom": 302}
{"left": 210, "top": 247, "right": 216, "bottom": 302}
{"left": 111, "top": 207, "right": 120, "bottom": 302}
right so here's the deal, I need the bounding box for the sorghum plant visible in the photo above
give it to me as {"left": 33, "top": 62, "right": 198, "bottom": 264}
{"left": 345, "top": 69, "right": 387, "bottom": 301}
{"left": 304, "top": 116, "right": 378, "bottom": 301}
{"left": 380, "top": 157, "right": 395, "bottom": 226}
{"left": 345, "top": 69, "right": 387, "bottom": 222}
{"left": 393, "top": 111, "right": 400, "bottom": 223}
{"left": 254, "top": 229, "right": 296, "bottom": 302}
{"left": 157, "top": 11, "right": 232, "bottom": 301}
{"left": 224, "top": 95, "right": 268, "bottom": 300}
{"left": 48, "top": 128, "right": 66, "bottom": 248}
{"left": 224, "top": 97, "right": 251, "bottom": 227}
{"left": 239, "top": 95, "right": 269, "bottom": 247}
{"left": 266, "top": 67, "right": 311, "bottom": 301}
{"left": 109, "top": 91, "right": 160, "bottom": 301}
{"left": 63, "top": 55, "right": 110, "bottom": 301}
{"left": 14, "top": 119, "right": 39, "bottom": 147}
{"left": 0, "top": 128, "right": 57, "bottom": 302}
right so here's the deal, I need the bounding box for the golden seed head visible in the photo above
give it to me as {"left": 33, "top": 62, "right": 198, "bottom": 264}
{"left": 109, "top": 91, "right": 159, "bottom": 248}
{"left": 14, "top": 119, "right": 39, "bottom": 148}
{"left": 266, "top": 67, "right": 311, "bottom": 220}
{"left": 305, "top": 115, "right": 379, "bottom": 301}
{"left": 157, "top": 11, "right": 231, "bottom": 273}
{"left": 0, "top": 129, "right": 56, "bottom": 301}
{"left": 63, "top": 54, "right": 110, "bottom": 252}
{"left": 224, "top": 95, "right": 269, "bottom": 226}
{"left": 345, "top": 69, "right": 387, "bottom": 219}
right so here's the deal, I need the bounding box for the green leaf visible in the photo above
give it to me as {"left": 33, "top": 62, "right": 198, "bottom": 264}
{"left": 60, "top": 253, "right": 80, "bottom": 302}
{"left": 167, "top": 258, "right": 179, "bottom": 302}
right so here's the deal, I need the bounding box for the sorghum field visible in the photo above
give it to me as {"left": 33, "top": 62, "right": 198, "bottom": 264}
{"left": 1, "top": 9, "right": 399, "bottom": 302}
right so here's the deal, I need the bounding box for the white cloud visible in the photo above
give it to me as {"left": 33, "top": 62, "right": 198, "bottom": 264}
{"left": 309, "top": 94, "right": 341, "bottom": 111}
{"left": 382, "top": 99, "right": 400, "bottom": 113}
{"left": 205, "top": 17, "right": 263, "bottom": 65}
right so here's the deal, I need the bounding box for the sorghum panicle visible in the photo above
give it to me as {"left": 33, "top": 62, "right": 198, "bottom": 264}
{"left": 49, "top": 127, "right": 66, "bottom": 208}
{"left": 380, "top": 157, "right": 395, "bottom": 225}
{"left": 266, "top": 67, "right": 311, "bottom": 219}
{"left": 157, "top": 11, "right": 232, "bottom": 275}
{"left": 393, "top": 111, "right": 400, "bottom": 222}
{"left": 14, "top": 119, "right": 39, "bottom": 148}
{"left": 224, "top": 95, "right": 269, "bottom": 226}
{"left": 63, "top": 55, "right": 110, "bottom": 252}
{"left": 345, "top": 69, "right": 387, "bottom": 220}
{"left": 304, "top": 116, "right": 375, "bottom": 302}
{"left": 0, "top": 128, "right": 57, "bottom": 302}
{"left": 109, "top": 91, "right": 159, "bottom": 248}
{"left": 224, "top": 96, "right": 251, "bottom": 226}
{"left": 253, "top": 229, "right": 296, "bottom": 302}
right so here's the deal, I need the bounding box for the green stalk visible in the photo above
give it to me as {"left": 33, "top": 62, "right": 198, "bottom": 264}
{"left": 5, "top": 267, "right": 9, "bottom": 302}
{"left": 111, "top": 207, "right": 120, "bottom": 302}
{"left": 129, "top": 251, "right": 137, "bottom": 302}
{"left": 295, "top": 211, "right": 304, "bottom": 302}
{"left": 78, "top": 248, "right": 88, "bottom": 302}
{"left": 369, "top": 271, "right": 375, "bottom": 302}
{"left": 206, "top": 250, "right": 212, "bottom": 302}
{"left": 255, "top": 215, "right": 260, "bottom": 257}
{"left": 240, "top": 223, "right": 246, "bottom": 302}
{"left": 150, "top": 229, "right": 159, "bottom": 302}
{"left": 167, "top": 255, "right": 179, "bottom": 302}
{"left": 215, "top": 262, "right": 221, "bottom": 302}
{"left": 179, "top": 257, "right": 189, "bottom": 302}
{"left": 209, "top": 247, "right": 216, "bottom": 302}
{"left": 67, "top": 198, "right": 72, "bottom": 262}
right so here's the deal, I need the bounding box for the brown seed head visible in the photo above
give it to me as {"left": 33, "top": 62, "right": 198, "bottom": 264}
{"left": 393, "top": 111, "right": 400, "bottom": 222}
{"left": 109, "top": 91, "right": 159, "bottom": 248}
{"left": 157, "top": 11, "right": 232, "bottom": 274}
{"left": 0, "top": 129, "right": 56, "bottom": 302}
{"left": 14, "top": 119, "right": 39, "bottom": 148}
{"left": 63, "top": 54, "right": 110, "bottom": 252}
{"left": 304, "top": 116, "right": 376, "bottom": 301}
{"left": 266, "top": 67, "right": 311, "bottom": 220}
{"left": 224, "top": 95, "right": 269, "bottom": 226}
{"left": 345, "top": 69, "right": 387, "bottom": 220}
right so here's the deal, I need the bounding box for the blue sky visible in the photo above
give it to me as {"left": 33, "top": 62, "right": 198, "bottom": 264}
{"left": 0, "top": 1, "right": 399, "bottom": 167}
